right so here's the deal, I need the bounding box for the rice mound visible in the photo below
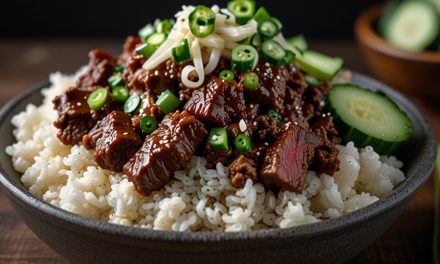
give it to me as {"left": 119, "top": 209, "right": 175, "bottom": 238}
{"left": 5, "top": 71, "right": 406, "bottom": 232}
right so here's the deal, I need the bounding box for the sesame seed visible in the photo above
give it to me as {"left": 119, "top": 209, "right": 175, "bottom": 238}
{"left": 239, "top": 119, "right": 246, "bottom": 132}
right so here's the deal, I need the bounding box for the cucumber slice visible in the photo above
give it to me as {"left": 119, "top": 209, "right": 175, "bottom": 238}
{"left": 295, "top": 50, "right": 343, "bottom": 81}
{"left": 425, "top": 0, "right": 440, "bottom": 13}
{"left": 286, "top": 34, "right": 309, "bottom": 51}
{"left": 377, "top": 0, "right": 401, "bottom": 36}
{"left": 328, "top": 84, "right": 413, "bottom": 155}
{"left": 383, "top": 0, "right": 440, "bottom": 51}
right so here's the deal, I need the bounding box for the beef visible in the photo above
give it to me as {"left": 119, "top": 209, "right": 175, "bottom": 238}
{"left": 83, "top": 111, "right": 142, "bottom": 172}
{"left": 243, "top": 64, "right": 289, "bottom": 112}
{"left": 53, "top": 88, "right": 95, "bottom": 145}
{"left": 77, "top": 49, "right": 116, "bottom": 90}
{"left": 229, "top": 155, "right": 257, "bottom": 188}
{"left": 129, "top": 59, "right": 180, "bottom": 96}
{"left": 203, "top": 142, "right": 236, "bottom": 169}
{"left": 123, "top": 111, "right": 208, "bottom": 195}
{"left": 122, "top": 53, "right": 146, "bottom": 86}
{"left": 260, "top": 124, "right": 322, "bottom": 193}
{"left": 227, "top": 119, "right": 254, "bottom": 138}
{"left": 118, "top": 36, "right": 142, "bottom": 65}
{"left": 255, "top": 115, "right": 283, "bottom": 143}
{"left": 310, "top": 116, "right": 341, "bottom": 175}
{"left": 53, "top": 86, "right": 118, "bottom": 145}
{"left": 184, "top": 76, "right": 245, "bottom": 126}
{"left": 285, "top": 63, "right": 308, "bottom": 95}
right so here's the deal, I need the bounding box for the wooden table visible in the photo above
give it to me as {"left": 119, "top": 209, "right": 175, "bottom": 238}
{"left": 0, "top": 39, "right": 438, "bottom": 263}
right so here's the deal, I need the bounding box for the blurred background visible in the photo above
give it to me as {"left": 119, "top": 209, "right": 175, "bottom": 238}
{"left": 1, "top": 0, "right": 381, "bottom": 39}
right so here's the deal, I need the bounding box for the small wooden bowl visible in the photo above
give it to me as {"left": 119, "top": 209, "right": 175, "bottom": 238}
{"left": 355, "top": 4, "right": 440, "bottom": 98}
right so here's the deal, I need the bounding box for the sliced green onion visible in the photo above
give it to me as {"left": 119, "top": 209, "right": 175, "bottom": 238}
{"left": 172, "top": 38, "right": 191, "bottom": 63}
{"left": 115, "top": 65, "right": 125, "bottom": 73}
{"left": 227, "top": 0, "right": 256, "bottom": 25}
{"left": 283, "top": 50, "right": 296, "bottom": 65}
{"left": 136, "top": 32, "right": 168, "bottom": 58}
{"left": 147, "top": 32, "right": 167, "bottom": 46}
{"left": 209, "top": 128, "right": 229, "bottom": 151}
{"left": 231, "top": 44, "right": 258, "bottom": 72}
{"left": 261, "top": 40, "right": 286, "bottom": 66}
{"left": 140, "top": 115, "right": 158, "bottom": 134}
{"left": 267, "top": 109, "right": 281, "bottom": 123}
{"left": 270, "top": 17, "right": 283, "bottom": 33}
{"left": 189, "top": 5, "right": 216, "bottom": 38}
{"left": 304, "top": 75, "right": 321, "bottom": 86}
{"left": 112, "top": 86, "right": 129, "bottom": 104}
{"left": 219, "top": 69, "right": 235, "bottom": 81}
{"left": 234, "top": 134, "right": 251, "bottom": 153}
{"left": 124, "top": 93, "right": 141, "bottom": 115}
{"left": 87, "top": 88, "right": 108, "bottom": 111}
{"left": 135, "top": 43, "right": 157, "bottom": 58}
{"left": 138, "top": 23, "right": 155, "bottom": 41}
{"left": 253, "top": 7, "right": 271, "bottom": 24}
{"left": 108, "top": 74, "right": 124, "bottom": 88}
{"left": 243, "top": 72, "right": 259, "bottom": 89}
{"left": 258, "top": 19, "right": 279, "bottom": 39}
{"left": 155, "top": 89, "right": 181, "bottom": 114}
{"left": 156, "top": 19, "right": 173, "bottom": 34}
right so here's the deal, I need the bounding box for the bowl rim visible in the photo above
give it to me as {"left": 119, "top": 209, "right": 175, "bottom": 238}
{"left": 355, "top": 4, "right": 440, "bottom": 63}
{"left": 0, "top": 74, "right": 436, "bottom": 243}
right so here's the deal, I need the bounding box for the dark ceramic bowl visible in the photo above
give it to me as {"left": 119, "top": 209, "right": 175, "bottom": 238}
{"left": 0, "top": 73, "right": 436, "bottom": 264}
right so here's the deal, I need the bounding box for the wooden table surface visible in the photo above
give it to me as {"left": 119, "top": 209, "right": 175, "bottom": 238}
{"left": 0, "top": 39, "right": 438, "bottom": 264}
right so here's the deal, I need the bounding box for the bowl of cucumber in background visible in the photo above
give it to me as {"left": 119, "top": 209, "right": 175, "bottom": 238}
{"left": 355, "top": 2, "right": 440, "bottom": 98}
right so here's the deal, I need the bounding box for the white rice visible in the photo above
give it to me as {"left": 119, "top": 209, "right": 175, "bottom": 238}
{"left": 5, "top": 71, "right": 406, "bottom": 232}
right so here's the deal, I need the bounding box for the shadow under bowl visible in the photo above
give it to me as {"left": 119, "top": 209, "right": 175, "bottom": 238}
{"left": 355, "top": 4, "right": 440, "bottom": 98}
{"left": 0, "top": 73, "right": 436, "bottom": 264}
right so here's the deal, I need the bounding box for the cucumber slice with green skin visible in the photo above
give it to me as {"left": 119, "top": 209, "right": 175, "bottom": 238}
{"left": 295, "top": 50, "right": 343, "bottom": 81}
{"left": 286, "top": 34, "right": 309, "bottom": 51}
{"left": 377, "top": 0, "right": 401, "bottom": 36}
{"left": 383, "top": 0, "right": 440, "bottom": 52}
{"left": 328, "top": 84, "right": 413, "bottom": 155}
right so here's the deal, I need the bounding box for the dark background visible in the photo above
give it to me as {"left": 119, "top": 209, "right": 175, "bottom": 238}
{"left": 1, "top": 0, "right": 383, "bottom": 39}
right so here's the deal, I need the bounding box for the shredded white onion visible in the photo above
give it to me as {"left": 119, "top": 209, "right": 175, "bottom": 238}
{"left": 181, "top": 40, "right": 205, "bottom": 88}
{"left": 203, "top": 48, "right": 222, "bottom": 75}
{"left": 142, "top": 5, "right": 258, "bottom": 88}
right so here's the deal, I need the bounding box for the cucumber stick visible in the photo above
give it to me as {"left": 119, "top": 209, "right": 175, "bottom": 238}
{"left": 328, "top": 84, "right": 413, "bottom": 155}
{"left": 286, "top": 34, "right": 309, "bottom": 51}
{"left": 434, "top": 144, "right": 440, "bottom": 264}
{"left": 382, "top": 1, "right": 440, "bottom": 51}
{"left": 295, "top": 50, "right": 343, "bottom": 81}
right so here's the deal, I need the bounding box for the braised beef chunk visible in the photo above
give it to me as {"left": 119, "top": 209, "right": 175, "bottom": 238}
{"left": 77, "top": 49, "right": 116, "bottom": 90}
{"left": 229, "top": 155, "right": 257, "bottom": 188}
{"left": 184, "top": 77, "right": 245, "bottom": 126}
{"left": 53, "top": 88, "right": 95, "bottom": 145}
{"left": 83, "top": 111, "right": 142, "bottom": 172}
{"left": 122, "top": 53, "right": 146, "bottom": 85}
{"left": 129, "top": 59, "right": 180, "bottom": 96}
{"left": 118, "top": 36, "right": 142, "bottom": 65}
{"left": 123, "top": 111, "right": 207, "bottom": 195}
{"left": 260, "top": 124, "right": 322, "bottom": 192}
{"left": 243, "top": 64, "right": 289, "bottom": 112}
{"left": 310, "top": 116, "right": 341, "bottom": 175}
{"left": 255, "top": 115, "right": 283, "bottom": 143}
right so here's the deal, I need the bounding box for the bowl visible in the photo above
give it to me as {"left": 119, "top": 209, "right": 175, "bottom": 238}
{"left": 355, "top": 4, "right": 440, "bottom": 98}
{"left": 0, "top": 73, "right": 436, "bottom": 264}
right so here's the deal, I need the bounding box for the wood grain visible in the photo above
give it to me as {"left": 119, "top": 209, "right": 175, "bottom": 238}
{"left": 0, "top": 39, "right": 437, "bottom": 264}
